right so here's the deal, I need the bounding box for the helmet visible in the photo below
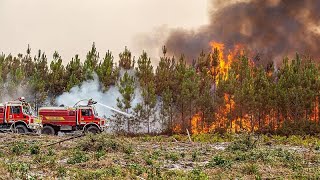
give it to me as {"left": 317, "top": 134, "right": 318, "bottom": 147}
{"left": 88, "top": 99, "right": 97, "bottom": 105}
{"left": 18, "top": 97, "right": 26, "bottom": 102}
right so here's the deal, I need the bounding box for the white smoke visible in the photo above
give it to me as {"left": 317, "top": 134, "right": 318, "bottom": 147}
{"left": 55, "top": 73, "right": 146, "bottom": 132}
{"left": 0, "top": 75, "right": 32, "bottom": 103}
{"left": 56, "top": 74, "right": 140, "bottom": 116}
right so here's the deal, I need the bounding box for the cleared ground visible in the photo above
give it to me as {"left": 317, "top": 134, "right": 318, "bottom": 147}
{"left": 0, "top": 133, "right": 319, "bottom": 179}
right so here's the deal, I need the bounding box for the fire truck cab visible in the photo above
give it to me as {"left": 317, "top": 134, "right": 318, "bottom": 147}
{"left": 39, "top": 99, "right": 107, "bottom": 135}
{"left": 0, "top": 98, "right": 42, "bottom": 133}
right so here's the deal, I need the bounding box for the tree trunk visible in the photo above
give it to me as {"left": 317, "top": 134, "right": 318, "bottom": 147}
{"left": 126, "top": 109, "right": 130, "bottom": 134}
{"left": 277, "top": 109, "right": 280, "bottom": 130}
{"left": 318, "top": 96, "right": 320, "bottom": 125}
{"left": 258, "top": 111, "right": 261, "bottom": 131}
{"left": 181, "top": 104, "right": 185, "bottom": 133}
{"left": 228, "top": 96, "right": 232, "bottom": 130}
{"left": 250, "top": 114, "right": 254, "bottom": 133}
{"left": 240, "top": 112, "right": 243, "bottom": 131}
{"left": 147, "top": 107, "right": 150, "bottom": 134}
{"left": 202, "top": 111, "right": 206, "bottom": 132}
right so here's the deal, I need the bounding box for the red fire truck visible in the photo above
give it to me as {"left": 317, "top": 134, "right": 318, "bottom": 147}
{"left": 0, "top": 97, "right": 42, "bottom": 133}
{"left": 38, "top": 99, "right": 107, "bottom": 135}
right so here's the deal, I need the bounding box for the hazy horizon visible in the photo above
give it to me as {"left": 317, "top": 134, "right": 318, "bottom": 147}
{"left": 0, "top": 0, "right": 208, "bottom": 64}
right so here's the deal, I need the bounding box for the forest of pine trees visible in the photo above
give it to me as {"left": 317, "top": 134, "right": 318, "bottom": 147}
{"left": 0, "top": 43, "right": 319, "bottom": 135}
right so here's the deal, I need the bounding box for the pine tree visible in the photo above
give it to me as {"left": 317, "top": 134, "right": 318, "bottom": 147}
{"left": 30, "top": 50, "right": 49, "bottom": 110}
{"left": 66, "top": 54, "right": 83, "bottom": 91}
{"left": 7, "top": 56, "right": 24, "bottom": 98}
{"left": 135, "top": 51, "right": 157, "bottom": 133}
{"left": 48, "top": 51, "right": 66, "bottom": 103}
{"left": 21, "top": 44, "right": 34, "bottom": 78}
{"left": 114, "top": 71, "right": 135, "bottom": 134}
{"left": 119, "top": 46, "right": 134, "bottom": 70}
{"left": 155, "top": 46, "right": 175, "bottom": 95}
{"left": 83, "top": 42, "right": 99, "bottom": 80}
{"left": 160, "top": 87, "right": 175, "bottom": 133}
{"left": 196, "top": 60, "right": 215, "bottom": 133}
{"left": 174, "top": 55, "right": 200, "bottom": 132}
{"left": 96, "top": 50, "right": 119, "bottom": 91}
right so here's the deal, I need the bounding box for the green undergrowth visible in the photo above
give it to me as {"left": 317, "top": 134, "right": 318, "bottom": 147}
{"left": 0, "top": 133, "right": 320, "bottom": 179}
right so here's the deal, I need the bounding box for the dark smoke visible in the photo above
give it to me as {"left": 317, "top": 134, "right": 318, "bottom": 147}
{"left": 165, "top": 0, "right": 320, "bottom": 63}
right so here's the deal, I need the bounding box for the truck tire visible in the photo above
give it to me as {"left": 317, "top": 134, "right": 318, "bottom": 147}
{"left": 14, "top": 124, "right": 28, "bottom": 134}
{"left": 86, "top": 126, "right": 100, "bottom": 134}
{"left": 41, "top": 126, "right": 55, "bottom": 135}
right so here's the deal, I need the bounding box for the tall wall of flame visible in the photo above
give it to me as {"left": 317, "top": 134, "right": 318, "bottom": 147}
{"left": 165, "top": 0, "right": 320, "bottom": 63}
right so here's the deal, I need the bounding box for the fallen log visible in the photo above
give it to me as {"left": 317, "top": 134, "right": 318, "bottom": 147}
{"left": 44, "top": 134, "right": 85, "bottom": 147}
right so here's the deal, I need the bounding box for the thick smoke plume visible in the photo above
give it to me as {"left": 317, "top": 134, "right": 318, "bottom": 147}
{"left": 165, "top": 0, "right": 320, "bottom": 63}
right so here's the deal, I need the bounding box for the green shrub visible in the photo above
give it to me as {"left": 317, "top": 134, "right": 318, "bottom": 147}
{"left": 191, "top": 133, "right": 234, "bottom": 143}
{"left": 67, "top": 149, "right": 89, "bottom": 164}
{"left": 74, "top": 169, "right": 106, "bottom": 180}
{"left": 94, "top": 149, "right": 106, "bottom": 161}
{"left": 192, "top": 150, "right": 200, "bottom": 162}
{"left": 57, "top": 166, "right": 67, "bottom": 178}
{"left": 227, "top": 133, "right": 258, "bottom": 151}
{"left": 123, "top": 144, "right": 134, "bottom": 155}
{"left": 165, "top": 152, "right": 179, "bottom": 162}
{"left": 78, "top": 134, "right": 135, "bottom": 155}
{"left": 151, "top": 150, "right": 161, "bottom": 160}
{"left": 30, "top": 144, "right": 40, "bottom": 155}
{"left": 104, "top": 166, "right": 123, "bottom": 177}
{"left": 33, "top": 153, "right": 47, "bottom": 163}
{"left": 128, "top": 163, "right": 145, "bottom": 176}
{"left": 276, "top": 120, "right": 320, "bottom": 136}
{"left": 6, "top": 162, "right": 30, "bottom": 179}
{"left": 188, "top": 168, "right": 209, "bottom": 180}
{"left": 0, "top": 150, "right": 4, "bottom": 158}
{"left": 207, "top": 155, "right": 231, "bottom": 168}
{"left": 11, "top": 142, "right": 26, "bottom": 155}
{"left": 144, "top": 156, "right": 154, "bottom": 166}
{"left": 243, "top": 163, "right": 259, "bottom": 175}
{"left": 47, "top": 148, "right": 55, "bottom": 156}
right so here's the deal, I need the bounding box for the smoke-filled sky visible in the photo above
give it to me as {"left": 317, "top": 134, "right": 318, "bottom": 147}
{"left": 0, "top": 0, "right": 208, "bottom": 63}
{"left": 166, "top": 0, "right": 320, "bottom": 63}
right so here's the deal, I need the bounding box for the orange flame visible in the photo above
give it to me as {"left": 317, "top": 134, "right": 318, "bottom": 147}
{"left": 191, "top": 41, "right": 258, "bottom": 134}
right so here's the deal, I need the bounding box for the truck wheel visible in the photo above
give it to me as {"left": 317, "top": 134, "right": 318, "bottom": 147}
{"left": 41, "top": 126, "right": 55, "bottom": 135}
{"left": 86, "top": 126, "right": 100, "bottom": 134}
{"left": 14, "top": 124, "right": 28, "bottom": 134}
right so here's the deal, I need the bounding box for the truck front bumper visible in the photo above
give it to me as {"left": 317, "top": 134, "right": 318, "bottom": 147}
{"left": 28, "top": 123, "right": 43, "bottom": 132}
